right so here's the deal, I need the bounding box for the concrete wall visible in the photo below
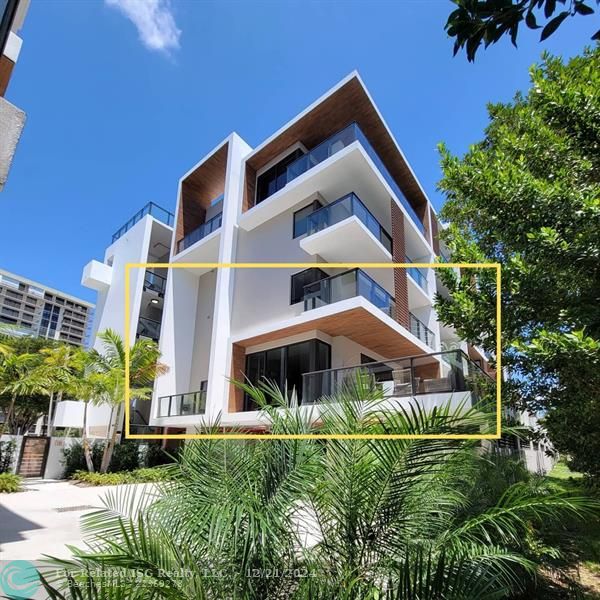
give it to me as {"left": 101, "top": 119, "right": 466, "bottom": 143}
{"left": 0, "top": 434, "right": 22, "bottom": 474}
{"left": 0, "top": 96, "right": 26, "bottom": 191}
{"left": 43, "top": 437, "right": 80, "bottom": 480}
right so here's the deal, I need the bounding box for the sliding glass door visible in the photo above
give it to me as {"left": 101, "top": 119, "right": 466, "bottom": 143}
{"left": 244, "top": 339, "right": 331, "bottom": 410}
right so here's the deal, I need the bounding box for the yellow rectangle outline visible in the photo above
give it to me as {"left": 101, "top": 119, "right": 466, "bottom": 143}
{"left": 124, "top": 263, "right": 501, "bottom": 440}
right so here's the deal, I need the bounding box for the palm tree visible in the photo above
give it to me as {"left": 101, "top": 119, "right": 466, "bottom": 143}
{"left": 88, "top": 329, "right": 167, "bottom": 473}
{"left": 40, "top": 377, "right": 598, "bottom": 599}
{"left": 37, "top": 345, "right": 88, "bottom": 436}
{"left": 0, "top": 351, "right": 48, "bottom": 436}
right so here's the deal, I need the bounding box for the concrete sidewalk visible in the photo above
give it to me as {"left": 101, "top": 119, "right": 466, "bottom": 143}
{"left": 0, "top": 479, "right": 150, "bottom": 560}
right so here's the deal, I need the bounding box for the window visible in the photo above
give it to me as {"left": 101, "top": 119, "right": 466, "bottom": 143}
{"left": 361, "top": 354, "right": 376, "bottom": 365}
{"left": 244, "top": 339, "right": 331, "bottom": 410}
{"left": 255, "top": 148, "right": 305, "bottom": 205}
{"left": 293, "top": 200, "right": 322, "bottom": 238}
{"left": 290, "top": 268, "right": 328, "bottom": 305}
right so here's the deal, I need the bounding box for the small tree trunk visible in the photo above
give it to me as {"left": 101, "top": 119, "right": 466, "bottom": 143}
{"left": 82, "top": 402, "right": 95, "bottom": 472}
{"left": 100, "top": 404, "right": 123, "bottom": 473}
{"left": 0, "top": 394, "right": 17, "bottom": 436}
{"left": 46, "top": 392, "right": 55, "bottom": 436}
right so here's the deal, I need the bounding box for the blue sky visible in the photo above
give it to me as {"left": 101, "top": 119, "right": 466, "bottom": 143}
{"left": 0, "top": 0, "right": 594, "bottom": 303}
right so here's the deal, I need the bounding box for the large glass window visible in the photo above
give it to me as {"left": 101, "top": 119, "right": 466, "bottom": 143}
{"left": 290, "top": 268, "right": 328, "bottom": 305}
{"left": 255, "top": 148, "right": 305, "bottom": 205}
{"left": 244, "top": 339, "right": 331, "bottom": 410}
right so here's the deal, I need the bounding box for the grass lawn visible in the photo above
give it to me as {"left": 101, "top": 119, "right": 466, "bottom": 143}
{"left": 544, "top": 461, "right": 600, "bottom": 599}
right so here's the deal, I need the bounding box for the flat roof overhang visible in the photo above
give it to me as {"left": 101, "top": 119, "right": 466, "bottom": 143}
{"left": 231, "top": 296, "right": 432, "bottom": 358}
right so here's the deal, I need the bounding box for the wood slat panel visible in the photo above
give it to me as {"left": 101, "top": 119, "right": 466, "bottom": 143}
{"left": 235, "top": 307, "right": 423, "bottom": 358}
{"left": 244, "top": 77, "right": 428, "bottom": 221}
{"left": 176, "top": 143, "right": 229, "bottom": 243}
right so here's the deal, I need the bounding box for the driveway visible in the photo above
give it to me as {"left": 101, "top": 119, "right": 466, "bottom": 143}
{"left": 0, "top": 479, "right": 151, "bottom": 561}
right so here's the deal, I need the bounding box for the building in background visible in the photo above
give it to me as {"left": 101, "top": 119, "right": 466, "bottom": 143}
{"left": 0, "top": 0, "right": 29, "bottom": 192}
{"left": 0, "top": 267, "right": 94, "bottom": 346}
{"left": 81, "top": 201, "right": 174, "bottom": 433}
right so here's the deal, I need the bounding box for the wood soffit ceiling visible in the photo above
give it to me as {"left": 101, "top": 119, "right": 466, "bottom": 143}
{"left": 236, "top": 307, "right": 424, "bottom": 358}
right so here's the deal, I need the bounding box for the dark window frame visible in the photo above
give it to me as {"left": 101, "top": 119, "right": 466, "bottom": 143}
{"left": 290, "top": 267, "right": 329, "bottom": 305}
{"left": 292, "top": 199, "right": 323, "bottom": 238}
{"left": 255, "top": 148, "right": 305, "bottom": 205}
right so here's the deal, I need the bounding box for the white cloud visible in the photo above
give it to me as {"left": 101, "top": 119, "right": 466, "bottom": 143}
{"left": 105, "top": 0, "right": 181, "bottom": 53}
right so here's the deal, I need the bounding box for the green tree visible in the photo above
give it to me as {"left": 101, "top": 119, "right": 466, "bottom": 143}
{"left": 0, "top": 351, "right": 48, "bottom": 436}
{"left": 446, "top": 0, "right": 599, "bottom": 62}
{"left": 38, "top": 344, "right": 88, "bottom": 436}
{"left": 435, "top": 48, "right": 600, "bottom": 475}
{"left": 88, "top": 329, "right": 167, "bottom": 473}
{"left": 41, "top": 380, "right": 597, "bottom": 599}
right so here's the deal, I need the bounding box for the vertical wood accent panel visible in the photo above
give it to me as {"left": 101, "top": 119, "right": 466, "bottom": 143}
{"left": 430, "top": 208, "right": 440, "bottom": 255}
{"left": 228, "top": 343, "right": 246, "bottom": 412}
{"left": 176, "top": 143, "right": 228, "bottom": 247}
{"left": 244, "top": 164, "right": 256, "bottom": 212}
{"left": 391, "top": 199, "right": 410, "bottom": 329}
{"left": 0, "top": 55, "right": 15, "bottom": 97}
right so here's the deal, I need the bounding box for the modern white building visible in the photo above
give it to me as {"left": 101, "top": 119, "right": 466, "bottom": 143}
{"left": 81, "top": 202, "right": 174, "bottom": 432}
{"left": 137, "top": 72, "right": 494, "bottom": 433}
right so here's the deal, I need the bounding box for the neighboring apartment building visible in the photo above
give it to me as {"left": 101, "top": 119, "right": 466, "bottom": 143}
{"left": 0, "top": 0, "right": 29, "bottom": 191}
{"left": 142, "top": 72, "right": 493, "bottom": 432}
{"left": 82, "top": 201, "right": 174, "bottom": 431}
{"left": 0, "top": 267, "right": 94, "bottom": 346}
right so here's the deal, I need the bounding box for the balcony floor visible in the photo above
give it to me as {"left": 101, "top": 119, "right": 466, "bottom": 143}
{"left": 299, "top": 216, "right": 392, "bottom": 263}
{"left": 171, "top": 229, "right": 221, "bottom": 274}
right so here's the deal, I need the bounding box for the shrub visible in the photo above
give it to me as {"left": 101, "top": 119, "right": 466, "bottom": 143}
{"left": 62, "top": 441, "right": 104, "bottom": 477}
{"left": 71, "top": 467, "right": 171, "bottom": 486}
{"left": 143, "top": 441, "right": 179, "bottom": 467}
{"left": 108, "top": 441, "right": 141, "bottom": 472}
{"left": 0, "top": 472, "right": 22, "bottom": 493}
{"left": 0, "top": 440, "right": 16, "bottom": 473}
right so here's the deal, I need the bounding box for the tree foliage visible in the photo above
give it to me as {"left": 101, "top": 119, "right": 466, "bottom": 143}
{"left": 435, "top": 47, "right": 600, "bottom": 475}
{"left": 40, "top": 380, "right": 598, "bottom": 599}
{"left": 446, "top": 0, "right": 600, "bottom": 61}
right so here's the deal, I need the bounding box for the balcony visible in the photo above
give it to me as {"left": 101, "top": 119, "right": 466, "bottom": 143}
{"left": 301, "top": 349, "right": 492, "bottom": 405}
{"left": 177, "top": 212, "right": 222, "bottom": 254}
{"left": 137, "top": 316, "right": 161, "bottom": 342}
{"left": 143, "top": 271, "right": 166, "bottom": 295}
{"left": 303, "top": 268, "right": 395, "bottom": 318}
{"left": 406, "top": 257, "right": 428, "bottom": 293}
{"left": 299, "top": 193, "right": 392, "bottom": 262}
{"left": 409, "top": 313, "right": 435, "bottom": 349}
{"left": 157, "top": 390, "right": 206, "bottom": 417}
{"left": 259, "top": 123, "right": 424, "bottom": 233}
{"left": 112, "top": 202, "right": 174, "bottom": 243}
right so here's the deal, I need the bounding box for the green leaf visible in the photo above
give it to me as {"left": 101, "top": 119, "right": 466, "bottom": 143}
{"left": 540, "top": 10, "right": 569, "bottom": 39}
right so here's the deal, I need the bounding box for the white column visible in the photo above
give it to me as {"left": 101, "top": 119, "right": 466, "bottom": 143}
{"left": 205, "top": 133, "right": 252, "bottom": 421}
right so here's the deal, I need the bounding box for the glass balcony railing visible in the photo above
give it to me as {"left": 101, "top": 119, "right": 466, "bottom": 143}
{"left": 301, "top": 349, "right": 493, "bottom": 405}
{"left": 409, "top": 313, "right": 435, "bottom": 348}
{"left": 406, "top": 257, "right": 428, "bottom": 292}
{"left": 305, "top": 193, "right": 393, "bottom": 253}
{"left": 143, "top": 270, "right": 166, "bottom": 295}
{"left": 137, "top": 316, "right": 161, "bottom": 342}
{"left": 112, "top": 202, "right": 174, "bottom": 243}
{"left": 277, "top": 123, "right": 424, "bottom": 235}
{"left": 158, "top": 390, "right": 206, "bottom": 417}
{"left": 303, "top": 268, "right": 396, "bottom": 318}
{"left": 177, "top": 212, "right": 223, "bottom": 253}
